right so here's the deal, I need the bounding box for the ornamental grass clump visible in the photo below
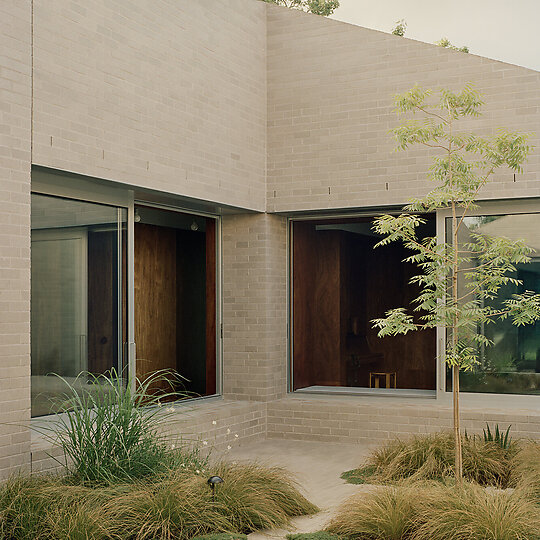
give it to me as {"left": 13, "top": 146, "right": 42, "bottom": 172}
{"left": 413, "top": 482, "right": 540, "bottom": 540}
{"left": 0, "top": 462, "right": 317, "bottom": 540}
{"left": 327, "top": 481, "right": 540, "bottom": 540}
{"left": 210, "top": 462, "right": 318, "bottom": 532}
{"left": 326, "top": 483, "right": 427, "bottom": 540}
{"left": 357, "top": 431, "right": 514, "bottom": 487}
{"left": 510, "top": 440, "right": 540, "bottom": 503}
{"left": 37, "top": 369, "right": 188, "bottom": 485}
{"left": 0, "top": 475, "right": 105, "bottom": 540}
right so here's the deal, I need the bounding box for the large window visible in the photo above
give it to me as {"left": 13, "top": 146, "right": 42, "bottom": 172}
{"left": 31, "top": 194, "right": 126, "bottom": 416}
{"left": 447, "top": 213, "right": 540, "bottom": 395}
{"left": 290, "top": 216, "right": 436, "bottom": 394}
{"left": 31, "top": 189, "right": 220, "bottom": 417}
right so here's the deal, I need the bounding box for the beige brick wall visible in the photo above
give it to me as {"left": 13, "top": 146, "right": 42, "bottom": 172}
{"left": 0, "top": 0, "right": 32, "bottom": 480}
{"left": 266, "top": 5, "right": 540, "bottom": 213}
{"left": 267, "top": 395, "right": 540, "bottom": 445}
{"left": 32, "top": 0, "right": 267, "bottom": 211}
{"left": 222, "top": 214, "right": 288, "bottom": 401}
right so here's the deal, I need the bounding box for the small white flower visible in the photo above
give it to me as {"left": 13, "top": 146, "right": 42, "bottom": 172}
{"left": 203, "top": 440, "right": 208, "bottom": 446}
{"left": 195, "top": 469, "right": 200, "bottom": 474}
{"left": 181, "top": 463, "right": 185, "bottom": 468}
{"left": 226, "top": 428, "right": 231, "bottom": 435}
{"left": 212, "top": 420, "right": 217, "bottom": 425}
{"left": 171, "top": 444, "right": 176, "bottom": 450}
{"left": 227, "top": 445, "right": 232, "bottom": 450}
{"left": 234, "top": 434, "right": 239, "bottom": 438}
{"left": 157, "top": 401, "right": 162, "bottom": 407}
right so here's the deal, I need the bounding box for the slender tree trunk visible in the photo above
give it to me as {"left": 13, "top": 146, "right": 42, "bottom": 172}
{"left": 448, "top": 112, "right": 463, "bottom": 483}
{"left": 451, "top": 198, "right": 463, "bottom": 483}
{"left": 452, "top": 365, "right": 462, "bottom": 481}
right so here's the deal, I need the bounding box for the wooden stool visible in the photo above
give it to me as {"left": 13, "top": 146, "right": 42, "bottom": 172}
{"left": 369, "top": 371, "right": 397, "bottom": 389}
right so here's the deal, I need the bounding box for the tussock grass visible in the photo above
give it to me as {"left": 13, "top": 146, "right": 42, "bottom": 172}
{"left": 212, "top": 462, "right": 318, "bottom": 533}
{"left": 350, "top": 432, "right": 514, "bottom": 487}
{"left": 0, "top": 475, "right": 105, "bottom": 540}
{"left": 327, "top": 481, "right": 540, "bottom": 540}
{"left": 0, "top": 462, "right": 317, "bottom": 540}
{"left": 327, "top": 483, "right": 426, "bottom": 540}
{"left": 413, "top": 482, "right": 540, "bottom": 540}
{"left": 510, "top": 440, "right": 540, "bottom": 503}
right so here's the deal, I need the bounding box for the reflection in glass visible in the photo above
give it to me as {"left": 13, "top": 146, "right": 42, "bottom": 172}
{"left": 446, "top": 213, "right": 540, "bottom": 395}
{"left": 31, "top": 194, "right": 126, "bottom": 416}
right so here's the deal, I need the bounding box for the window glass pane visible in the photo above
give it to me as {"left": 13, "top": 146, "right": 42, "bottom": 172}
{"left": 31, "top": 194, "right": 126, "bottom": 416}
{"left": 446, "top": 213, "right": 540, "bottom": 395}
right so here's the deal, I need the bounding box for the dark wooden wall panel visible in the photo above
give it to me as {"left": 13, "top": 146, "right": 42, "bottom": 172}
{"left": 134, "top": 223, "right": 177, "bottom": 384}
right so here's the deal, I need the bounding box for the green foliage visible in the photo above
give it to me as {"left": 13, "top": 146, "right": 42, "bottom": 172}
{"left": 212, "top": 462, "right": 318, "bottom": 532}
{"left": 483, "top": 423, "right": 512, "bottom": 449}
{"left": 35, "top": 369, "right": 198, "bottom": 485}
{"left": 345, "top": 432, "right": 515, "bottom": 487}
{"left": 388, "top": 19, "right": 470, "bottom": 55}
{"left": 192, "top": 535, "right": 247, "bottom": 540}
{"left": 340, "top": 465, "right": 377, "bottom": 485}
{"left": 435, "top": 37, "right": 469, "bottom": 53}
{"left": 287, "top": 533, "right": 342, "bottom": 540}
{"left": 391, "top": 19, "right": 407, "bottom": 37}
{"left": 0, "top": 463, "right": 317, "bottom": 539}
{"left": 261, "top": 0, "right": 339, "bottom": 16}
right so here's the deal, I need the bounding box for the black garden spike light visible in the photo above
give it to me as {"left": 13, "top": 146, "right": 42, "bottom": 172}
{"left": 207, "top": 475, "right": 224, "bottom": 501}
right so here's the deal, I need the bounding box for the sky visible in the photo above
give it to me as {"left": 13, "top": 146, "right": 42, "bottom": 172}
{"left": 330, "top": 0, "right": 540, "bottom": 72}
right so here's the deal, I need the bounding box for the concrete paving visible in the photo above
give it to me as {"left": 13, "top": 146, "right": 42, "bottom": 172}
{"left": 226, "top": 438, "right": 374, "bottom": 540}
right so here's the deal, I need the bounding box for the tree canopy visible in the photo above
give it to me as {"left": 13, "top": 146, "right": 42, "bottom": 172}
{"left": 261, "top": 0, "right": 339, "bottom": 16}
{"left": 391, "top": 20, "right": 470, "bottom": 53}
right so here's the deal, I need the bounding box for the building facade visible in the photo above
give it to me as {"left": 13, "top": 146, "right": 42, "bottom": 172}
{"left": 1, "top": 0, "right": 539, "bottom": 479}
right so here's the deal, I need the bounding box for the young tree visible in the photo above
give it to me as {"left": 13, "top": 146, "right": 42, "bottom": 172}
{"left": 372, "top": 85, "right": 540, "bottom": 482}
{"left": 261, "top": 0, "right": 339, "bottom": 16}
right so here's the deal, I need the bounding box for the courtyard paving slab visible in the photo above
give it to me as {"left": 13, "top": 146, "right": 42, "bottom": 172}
{"left": 227, "top": 438, "right": 373, "bottom": 540}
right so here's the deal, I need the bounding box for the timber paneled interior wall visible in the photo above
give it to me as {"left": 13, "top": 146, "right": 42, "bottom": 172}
{"left": 134, "top": 220, "right": 216, "bottom": 396}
